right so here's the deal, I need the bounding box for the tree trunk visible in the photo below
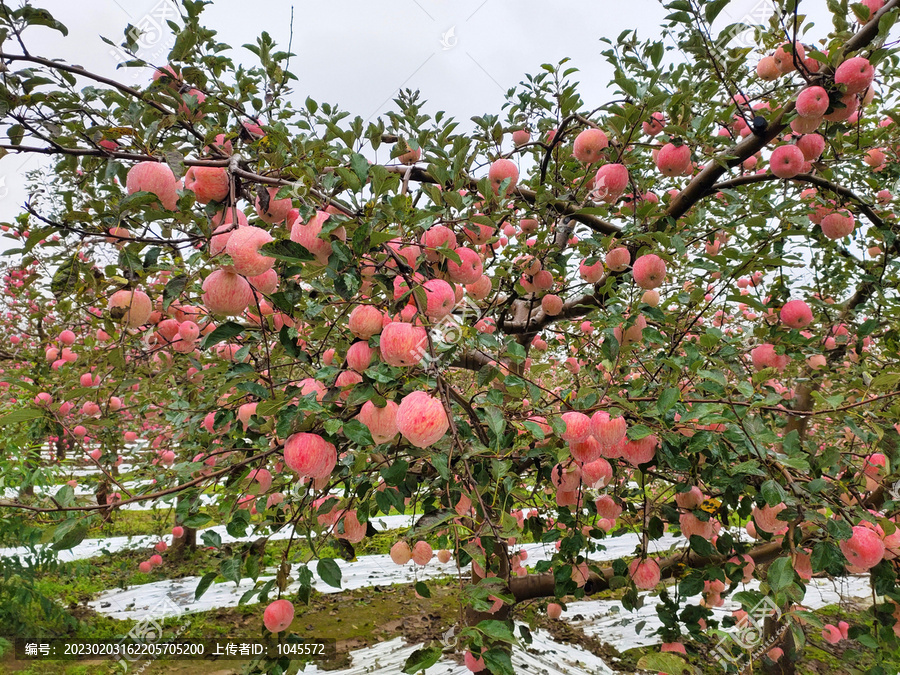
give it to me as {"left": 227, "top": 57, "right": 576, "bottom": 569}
{"left": 761, "top": 613, "right": 796, "bottom": 675}
{"left": 467, "top": 539, "right": 512, "bottom": 675}
{"left": 172, "top": 526, "right": 197, "bottom": 555}
{"left": 172, "top": 494, "right": 198, "bottom": 554}
{"left": 20, "top": 445, "right": 42, "bottom": 498}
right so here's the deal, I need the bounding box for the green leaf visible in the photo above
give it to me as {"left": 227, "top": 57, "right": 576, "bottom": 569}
{"left": 760, "top": 480, "right": 787, "bottom": 507}
{"left": 482, "top": 649, "right": 515, "bottom": 675}
{"left": 297, "top": 565, "right": 313, "bottom": 605}
{"left": 8, "top": 124, "right": 24, "bottom": 146}
{"left": 169, "top": 28, "right": 197, "bottom": 61}
{"left": 636, "top": 653, "right": 692, "bottom": 673}
{"left": 200, "top": 321, "right": 244, "bottom": 349}
{"left": 183, "top": 513, "right": 212, "bottom": 528}
{"left": 414, "top": 581, "right": 431, "bottom": 598}
{"left": 236, "top": 381, "right": 269, "bottom": 400}
{"left": 476, "top": 619, "right": 516, "bottom": 644}
{"left": 226, "top": 509, "right": 249, "bottom": 538}
{"left": 350, "top": 152, "right": 369, "bottom": 184}
{"left": 522, "top": 420, "right": 545, "bottom": 440}
{"left": 317, "top": 558, "right": 342, "bottom": 588}
{"left": 857, "top": 633, "right": 879, "bottom": 648}
{"left": 381, "top": 460, "right": 408, "bottom": 486}
{"left": 768, "top": 556, "right": 795, "bottom": 591}
{"left": 402, "top": 645, "right": 442, "bottom": 673}
{"left": 704, "top": 0, "right": 731, "bottom": 23}
{"left": 163, "top": 274, "right": 188, "bottom": 309}
{"left": 195, "top": 572, "right": 218, "bottom": 600}
{"left": 343, "top": 418, "right": 374, "bottom": 445}
{"left": 689, "top": 534, "right": 714, "bottom": 557}
{"left": 485, "top": 406, "right": 506, "bottom": 445}
{"left": 164, "top": 151, "right": 185, "bottom": 179}
{"left": 657, "top": 388, "right": 679, "bottom": 415}
{"left": 0, "top": 408, "right": 44, "bottom": 426}
{"left": 51, "top": 522, "right": 88, "bottom": 551}
{"left": 50, "top": 257, "right": 80, "bottom": 297}
{"left": 811, "top": 541, "right": 844, "bottom": 574}
{"left": 626, "top": 425, "right": 653, "bottom": 440}
{"left": 870, "top": 372, "right": 900, "bottom": 390}
{"left": 18, "top": 7, "right": 68, "bottom": 35}
{"left": 220, "top": 556, "right": 242, "bottom": 585}
{"left": 826, "top": 518, "right": 852, "bottom": 541}
{"left": 260, "top": 239, "right": 316, "bottom": 263}
{"left": 200, "top": 530, "right": 221, "bottom": 548}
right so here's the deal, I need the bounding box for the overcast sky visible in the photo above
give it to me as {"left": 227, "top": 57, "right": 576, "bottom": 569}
{"left": 0, "top": 0, "right": 827, "bottom": 224}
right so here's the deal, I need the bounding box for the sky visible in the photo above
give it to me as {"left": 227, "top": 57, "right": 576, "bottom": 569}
{"left": 0, "top": 0, "right": 824, "bottom": 224}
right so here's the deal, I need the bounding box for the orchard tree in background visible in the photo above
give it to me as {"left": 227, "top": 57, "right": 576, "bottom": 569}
{"left": 0, "top": 0, "right": 900, "bottom": 673}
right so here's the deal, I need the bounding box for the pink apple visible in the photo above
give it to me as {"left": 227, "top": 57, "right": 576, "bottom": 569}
{"left": 488, "top": 158, "right": 519, "bottom": 195}
{"left": 605, "top": 247, "right": 631, "bottom": 272}
{"left": 379, "top": 322, "right": 427, "bottom": 367}
{"left": 632, "top": 253, "right": 666, "bottom": 289}
{"left": 840, "top": 525, "right": 885, "bottom": 570}
{"left": 108, "top": 289, "right": 152, "bottom": 328}
{"left": 770, "top": 145, "right": 805, "bottom": 178}
{"left": 572, "top": 128, "right": 609, "bottom": 163}
{"left": 656, "top": 143, "right": 691, "bottom": 177}
{"left": 541, "top": 294, "right": 563, "bottom": 315}
{"left": 126, "top": 162, "right": 179, "bottom": 210}
{"left": 412, "top": 540, "right": 433, "bottom": 565}
{"left": 283, "top": 432, "right": 337, "bottom": 479}
{"left": 183, "top": 166, "right": 229, "bottom": 204}
{"left": 629, "top": 559, "right": 661, "bottom": 589}
{"left": 780, "top": 299, "right": 813, "bottom": 328}
{"left": 796, "top": 86, "right": 829, "bottom": 118}
{"left": 255, "top": 187, "right": 293, "bottom": 224}
{"left": 263, "top": 599, "right": 294, "bottom": 633}
{"left": 396, "top": 391, "right": 449, "bottom": 448}
{"left": 390, "top": 541, "right": 412, "bottom": 565}
{"left": 225, "top": 226, "right": 275, "bottom": 277}
{"left": 820, "top": 209, "right": 855, "bottom": 239}
{"left": 446, "top": 247, "right": 483, "bottom": 284}
{"left": 593, "top": 163, "right": 629, "bottom": 202}
{"left": 201, "top": 269, "right": 253, "bottom": 316}
{"left": 348, "top": 305, "right": 383, "bottom": 339}
{"left": 835, "top": 56, "right": 875, "bottom": 95}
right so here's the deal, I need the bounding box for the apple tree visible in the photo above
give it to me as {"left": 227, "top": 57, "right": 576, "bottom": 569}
{"left": 0, "top": 1, "right": 900, "bottom": 673}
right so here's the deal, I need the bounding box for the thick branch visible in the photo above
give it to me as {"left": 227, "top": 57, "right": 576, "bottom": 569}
{"left": 510, "top": 539, "right": 783, "bottom": 601}
{"left": 381, "top": 165, "right": 620, "bottom": 235}
{"left": 710, "top": 172, "right": 886, "bottom": 228}
{"left": 663, "top": 0, "right": 900, "bottom": 225}
{"left": 503, "top": 277, "right": 614, "bottom": 335}
{"left": 665, "top": 103, "right": 794, "bottom": 222}
{"left": 450, "top": 350, "right": 496, "bottom": 371}
{"left": 0, "top": 448, "right": 277, "bottom": 513}
{"left": 0, "top": 51, "right": 209, "bottom": 146}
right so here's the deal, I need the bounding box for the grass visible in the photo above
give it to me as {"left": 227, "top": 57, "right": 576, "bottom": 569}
{"left": 0, "top": 572, "right": 463, "bottom": 674}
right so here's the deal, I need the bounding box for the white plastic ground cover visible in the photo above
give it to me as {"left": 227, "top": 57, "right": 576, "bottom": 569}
{"left": 80, "top": 533, "right": 870, "bottom": 666}
{"left": 66, "top": 463, "right": 135, "bottom": 476}
{"left": 86, "top": 531, "right": 698, "bottom": 622}
{"left": 89, "top": 553, "right": 866, "bottom": 652}
{"left": 89, "top": 550, "right": 462, "bottom": 621}
{"left": 298, "top": 628, "right": 616, "bottom": 675}
{"left": 0, "top": 515, "right": 416, "bottom": 564}
{"left": 0, "top": 487, "right": 221, "bottom": 511}
{"left": 0, "top": 478, "right": 152, "bottom": 499}
{"left": 562, "top": 574, "right": 874, "bottom": 651}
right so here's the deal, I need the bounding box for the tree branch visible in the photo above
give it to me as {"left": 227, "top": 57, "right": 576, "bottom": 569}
{"left": 710, "top": 172, "right": 886, "bottom": 228}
